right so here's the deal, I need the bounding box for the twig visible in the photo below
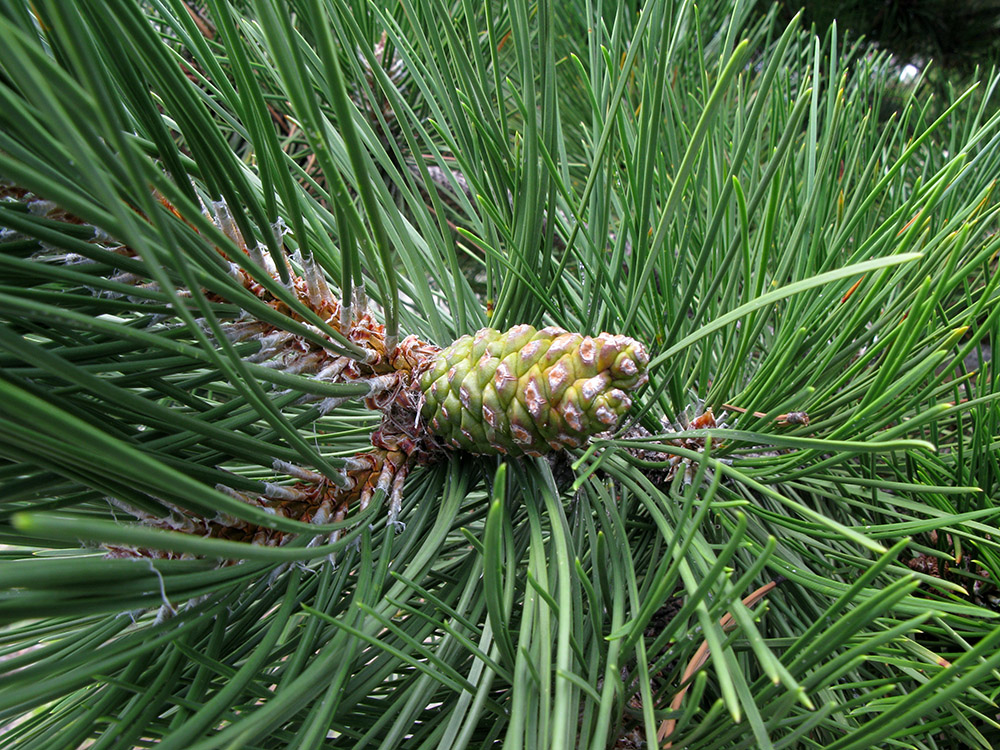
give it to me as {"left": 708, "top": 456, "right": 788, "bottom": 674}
{"left": 658, "top": 579, "right": 783, "bottom": 748}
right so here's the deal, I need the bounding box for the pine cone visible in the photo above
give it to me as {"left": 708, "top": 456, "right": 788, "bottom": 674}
{"left": 420, "top": 325, "right": 649, "bottom": 456}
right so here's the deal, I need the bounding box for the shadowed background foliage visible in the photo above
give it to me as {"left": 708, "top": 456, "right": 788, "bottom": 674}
{"left": 764, "top": 0, "right": 1000, "bottom": 72}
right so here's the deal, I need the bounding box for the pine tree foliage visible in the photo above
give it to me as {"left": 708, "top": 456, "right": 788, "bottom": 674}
{"left": 1, "top": 1, "right": 1000, "bottom": 748}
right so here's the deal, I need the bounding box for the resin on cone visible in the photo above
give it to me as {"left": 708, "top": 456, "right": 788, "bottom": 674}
{"left": 420, "top": 325, "right": 649, "bottom": 456}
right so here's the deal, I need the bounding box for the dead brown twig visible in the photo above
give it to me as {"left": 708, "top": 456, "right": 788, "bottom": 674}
{"left": 722, "top": 403, "right": 810, "bottom": 427}
{"left": 658, "top": 579, "right": 782, "bottom": 748}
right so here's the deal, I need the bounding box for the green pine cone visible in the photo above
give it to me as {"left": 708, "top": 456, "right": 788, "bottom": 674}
{"left": 420, "top": 325, "right": 649, "bottom": 456}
